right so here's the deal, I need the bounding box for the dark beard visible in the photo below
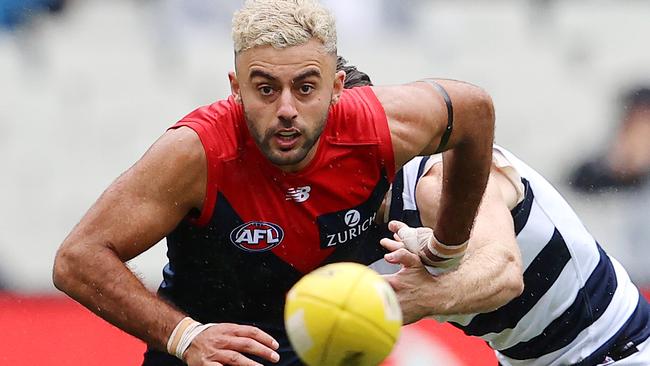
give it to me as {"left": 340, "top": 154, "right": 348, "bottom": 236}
{"left": 244, "top": 109, "right": 329, "bottom": 167}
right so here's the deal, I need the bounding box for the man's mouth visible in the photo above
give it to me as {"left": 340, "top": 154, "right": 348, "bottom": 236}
{"left": 274, "top": 129, "right": 301, "bottom": 150}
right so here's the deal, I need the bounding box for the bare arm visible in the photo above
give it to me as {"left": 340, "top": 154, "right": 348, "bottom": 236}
{"left": 53, "top": 127, "right": 205, "bottom": 346}
{"left": 381, "top": 164, "right": 523, "bottom": 322}
{"left": 52, "top": 127, "right": 279, "bottom": 365}
{"left": 375, "top": 80, "right": 495, "bottom": 248}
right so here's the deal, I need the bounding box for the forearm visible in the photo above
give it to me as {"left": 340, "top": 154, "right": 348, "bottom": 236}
{"left": 435, "top": 142, "right": 493, "bottom": 244}
{"left": 434, "top": 85, "right": 494, "bottom": 245}
{"left": 423, "top": 244, "right": 522, "bottom": 315}
{"left": 53, "top": 243, "right": 184, "bottom": 350}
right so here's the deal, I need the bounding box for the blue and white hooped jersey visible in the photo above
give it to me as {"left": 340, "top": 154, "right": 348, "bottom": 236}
{"left": 376, "top": 146, "right": 650, "bottom": 366}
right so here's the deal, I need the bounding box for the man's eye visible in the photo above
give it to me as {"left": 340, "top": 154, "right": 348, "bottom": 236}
{"left": 299, "top": 85, "right": 314, "bottom": 95}
{"left": 259, "top": 86, "right": 274, "bottom": 96}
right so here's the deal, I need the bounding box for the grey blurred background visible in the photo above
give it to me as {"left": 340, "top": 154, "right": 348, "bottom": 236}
{"left": 1, "top": 0, "right": 649, "bottom": 293}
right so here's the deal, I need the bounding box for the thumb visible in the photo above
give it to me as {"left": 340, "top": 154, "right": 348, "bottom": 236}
{"left": 387, "top": 220, "right": 409, "bottom": 234}
{"left": 385, "top": 248, "right": 423, "bottom": 269}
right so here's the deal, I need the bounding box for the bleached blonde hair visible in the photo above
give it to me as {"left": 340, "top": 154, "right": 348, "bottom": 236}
{"left": 232, "top": 0, "right": 337, "bottom": 54}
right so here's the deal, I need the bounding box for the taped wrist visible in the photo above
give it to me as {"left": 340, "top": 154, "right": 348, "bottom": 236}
{"left": 395, "top": 224, "right": 468, "bottom": 270}
{"left": 419, "top": 234, "right": 468, "bottom": 270}
{"left": 167, "top": 317, "right": 216, "bottom": 360}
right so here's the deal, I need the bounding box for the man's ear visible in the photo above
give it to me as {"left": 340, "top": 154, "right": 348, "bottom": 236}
{"left": 331, "top": 70, "right": 346, "bottom": 105}
{"left": 229, "top": 71, "right": 242, "bottom": 104}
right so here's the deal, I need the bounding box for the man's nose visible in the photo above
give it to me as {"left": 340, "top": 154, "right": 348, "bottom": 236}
{"left": 276, "top": 88, "right": 298, "bottom": 121}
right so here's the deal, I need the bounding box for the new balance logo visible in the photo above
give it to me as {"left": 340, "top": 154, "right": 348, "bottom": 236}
{"left": 285, "top": 186, "right": 311, "bottom": 203}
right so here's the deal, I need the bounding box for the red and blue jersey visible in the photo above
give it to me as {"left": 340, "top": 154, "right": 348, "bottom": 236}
{"left": 144, "top": 87, "right": 394, "bottom": 365}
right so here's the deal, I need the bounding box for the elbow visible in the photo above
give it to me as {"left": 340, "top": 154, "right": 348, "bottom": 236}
{"left": 480, "top": 89, "right": 495, "bottom": 124}
{"left": 485, "top": 247, "right": 524, "bottom": 311}
{"left": 506, "top": 272, "right": 525, "bottom": 302}
{"left": 502, "top": 251, "right": 525, "bottom": 302}
{"left": 52, "top": 243, "right": 83, "bottom": 293}
{"left": 445, "top": 83, "right": 496, "bottom": 154}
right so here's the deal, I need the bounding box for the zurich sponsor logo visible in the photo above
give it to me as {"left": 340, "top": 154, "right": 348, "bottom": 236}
{"left": 324, "top": 210, "right": 377, "bottom": 248}
{"left": 344, "top": 209, "right": 361, "bottom": 227}
{"left": 229, "top": 221, "right": 284, "bottom": 252}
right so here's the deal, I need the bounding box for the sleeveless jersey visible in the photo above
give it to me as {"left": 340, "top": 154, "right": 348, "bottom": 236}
{"left": 144, "top": 87, "right": 395, "bottom": 366}
{"left": 378, "top": 146, "right": 650, "bottom": 366}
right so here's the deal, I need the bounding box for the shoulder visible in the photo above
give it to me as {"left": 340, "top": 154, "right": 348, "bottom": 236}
{"left": 372, "top": 83, "right": 439, "bottom": 125}
{"left": 328, "top": 87, "right": 390, "bottom": 142}
{"left": 114, "top": 127, "right": 207, "bottom": 212}
{"left": 173, "top": 96, "right": 245, "bottom": 159}
{"left": 330, "top": 87, "right": 385, "bottom": 120}
{"left": 141, "top": 127, "right": 206, "bottom": 187}
{"left": 334, "top": 83, "right": 439, "bottom": 121}
{"left": 160, "top": 127, "right": 205, "bottom": 162}
{"left": 180, "top": 96, "right": 243, "bottom": 125}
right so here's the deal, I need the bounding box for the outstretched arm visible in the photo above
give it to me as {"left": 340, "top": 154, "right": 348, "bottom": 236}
{"left": 381, "top": 163, "right": 524, "bottom": 323}
{"left": 375, "top": 80, "right": 495, "bottom": 261}
{"left": 52, "top": 127, "right": 279, "bottom": 365}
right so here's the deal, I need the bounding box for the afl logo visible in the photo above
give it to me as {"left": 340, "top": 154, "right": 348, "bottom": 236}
{"left": 229, "top": 221, "right": 284, "bottom": 252}
{"left": 344, "top": 210, "right": 361, "bottom": 227}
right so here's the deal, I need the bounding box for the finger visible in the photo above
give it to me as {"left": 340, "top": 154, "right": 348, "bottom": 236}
{"left": 387, "top": 220, "right": 409, "bottom": 234}
{"left": 385, "top": 248, "right": 423, "bottom": 268}
{"left": 228, "top": 324, "right": 280, "bottom": 350}
{"left": 398, "top": 226, "right": 417, "bottom": 241}
{"left": 379, "top": 237, "right": 404, "bottom": 252}
{"left": 389, "top": 222, "right": 419, "bottom": 245}
{"left": 223, "top": 337, "right": 280, "bottom": 364}
{"left": 212, "top": 349, "right": 268, "bottom": 366}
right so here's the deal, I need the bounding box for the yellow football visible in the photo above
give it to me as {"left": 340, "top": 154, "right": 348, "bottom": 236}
{"left": 284, "top": 262, "right": 402, "bottom": 366}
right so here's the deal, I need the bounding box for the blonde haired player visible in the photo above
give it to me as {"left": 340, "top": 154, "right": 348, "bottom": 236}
{"left": 53, "top": 1, "right": 496, "bottom": 365}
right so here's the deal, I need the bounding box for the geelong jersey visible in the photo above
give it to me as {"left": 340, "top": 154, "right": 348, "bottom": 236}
{"left": 144, "top": 87, "right": 395, "bottom": 366}
{"left": 380, "top": 146, "right": 650, "bottom": 366}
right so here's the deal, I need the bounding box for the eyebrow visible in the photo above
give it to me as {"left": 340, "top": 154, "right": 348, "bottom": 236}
{"left": 292, "top": 69, "right": 322, "bottom": 84}
{"left": 249, "top": 69, "right": 277, "bottom": 82}
{"left": 248, "top": 68, "right": 322, "bottom": 84}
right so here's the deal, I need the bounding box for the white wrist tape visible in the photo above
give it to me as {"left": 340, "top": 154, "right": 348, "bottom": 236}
{"left": 396, "top": 224, "right": 468, "bottom": 270}
{"left": 420, "top": 233, "right": 468, "bottom": 270}
{"left": 167, "top": 317, "right": 216, "bottom": 360}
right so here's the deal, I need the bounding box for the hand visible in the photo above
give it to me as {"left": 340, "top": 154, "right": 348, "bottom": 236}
{"left": 385, "top": 220, "right": 465, "bottom": 269}
{"left": 183, "top": 323, "right": 280, "bottom": 366}
{"left": 384, "top": 220, "right": 434, "bottom": 255}
{"left": 380, "top": 221, "right": 436, "bottom": 325}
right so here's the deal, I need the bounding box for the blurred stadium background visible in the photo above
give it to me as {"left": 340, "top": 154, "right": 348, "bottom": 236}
{"left": 1, "top": 0, "right": 650, "bottom": 364}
